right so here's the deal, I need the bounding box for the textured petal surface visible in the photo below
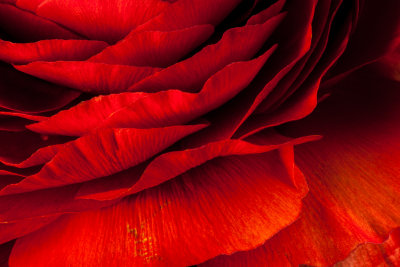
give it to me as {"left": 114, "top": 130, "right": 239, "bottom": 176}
{"left": 9, "top": 150, "right": 307, "bottom": 266}
{"left": 129, "top": 13, "right": 285, "bottom": 93}
{"left": 28, "top": 47, "right": 275, "bottom": 136}
{"left": 0, "top": 39, "right": 107, "bottom": 64}
{"left": 0, "top": 124, "right": 206, "bottom": 195}
{"left": 76, "top": 135, "right": 317, "bottom": 201}
{"left": 36, "top": 0, "right": 172, "bottom": 43}
{"left": 202, "top": 65, "right": 400, "bottom": 266}
{"left": 89, "top": 25, "right": 214, "bottom": 67}
{"left": 28, "top": 93, "right": 147, "bottom": 136}
{"left": 15, "top": 62, "right": 161, "bottom": 93}
{"left": 336, "top": 228, "right": 400, "bottom": 267}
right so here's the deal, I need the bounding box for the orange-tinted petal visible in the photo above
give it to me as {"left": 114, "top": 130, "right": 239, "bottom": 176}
{"left": 335, "top": 228, "right": 400, "bottom": 266}
{"left": 203, "top": 64, "right": 400, "bottom": 266}
{"left": 9, "top": 151, "right": 307, "bottom": 266}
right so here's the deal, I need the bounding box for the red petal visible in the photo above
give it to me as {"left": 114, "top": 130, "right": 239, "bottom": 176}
{"left": 0, "top": 124, "right": 207, "bottom": 195}
{"left": 9, "top": 151, "right": 307, "bottom": 266}
{"left": 76, "top": 135, "right": 317, "bottom": 201}
{"left": 0, "top": 111, "right": 44, "bottom": 132}
{"left": 0, "top": 3, "right": 80, "bottom": 42}
{"left": 89, "top": 25, "right": 214, "bottom": 67}
{"left": 0, "top": 39, "right": 107, "bottom": 64}
{"left": 336, "top": 228, "right": 400, "bottom": 266}
{"left": 135, "top": 0, "right": 241, "bottom": 32}
{"left": 0, "top": 130, "right": 69, "bottom": 166}
{"left": 15, "top": 0, "right": 44, "bottom": 12}
{"left": 36, "top": 0, "right": 173, "bottom": 43}
{"left": 0, "top": 240, "right": 13, "bottom": 267}
{"left": 236, "top": 2, "right": 353, "bottom": 138}
{"left": 0, "top": 184, "right": 118, "bottom": 222}
{"left": 102, "top": 47, "right": 275, "bottom": 129}
{"left": 28, "top": 93, "right": 148, "bottom": 136}
{"left": 327, "top": 1, "right": 400, "bottom": 78}
{"left": 129, "top": 13, "right": 285, "bottom": 93}
{"left": 203, "top": 65, "right": 400, "bottom": 266}
{"left": 246, "top": 0, "right": 286, "bottom": 25}
{"left": 0, "top": 64, "right": 80, "bottom": 113}
{"left": 14, "top": 62, "right": 161, "bottom": 93}
{"left": 28, "top": 46, "right": 275, "bottom": 136}
{"left": 0, "top": 215, "right": 58, "bottom": 244}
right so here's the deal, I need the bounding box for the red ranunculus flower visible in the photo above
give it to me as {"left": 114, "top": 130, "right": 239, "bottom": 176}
{"left": 0, "top": 0, "right": 399, "bottom": 266}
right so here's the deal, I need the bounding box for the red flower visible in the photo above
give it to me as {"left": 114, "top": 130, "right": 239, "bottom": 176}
{"left": 0, "top": 0, "right": 399, "bottom": 266}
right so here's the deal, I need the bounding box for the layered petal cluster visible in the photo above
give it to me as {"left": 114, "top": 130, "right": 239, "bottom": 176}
{"left": 0, "top": 0, "right": 399, "bottom": 266}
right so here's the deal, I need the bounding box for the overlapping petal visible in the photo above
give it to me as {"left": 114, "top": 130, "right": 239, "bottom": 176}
{"left": 76, "top": 135, "right": 317, "bottom": 201}
{"left": 0, "top": 39, "right": 107, "bottom": 64}
{"left": 0, "top": 124, "right": 207, "bottom": 195}
{"left": 14, "top": 61, "right": 161, "bottom": 93}
{"left": 0, "top": 3, "right": 80, "bottom": 42}
{"left": 0, "top": 64, "right": 80, "bottom": 113}
{"left": 28, "top": 45, "right": 276, "bottom": 135}
{"left": 89, "top": 25, "right": 214, "bottom": 67}
{"left": 202, "top": 63, "right": 400, "bottom": 266}
{"left": 9, "top": 149, "right": 308, "bottom": 266}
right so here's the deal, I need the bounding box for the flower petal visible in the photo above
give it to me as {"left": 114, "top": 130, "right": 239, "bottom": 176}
{"left": 0, "top": 39, "right": 108, "bottom": 64}
{"left": 129, "top": 12, "right": 285, "bottom": 93}
{"left": 76, "top": 135, "right": 318, "bottom": 201}
{"left": 89, "top": 25, "right": 214, "bottom": 67}
{"left": 336, "top": 228, "right": 400, "bottom": 266}
{"left": 15, "top": 0, "right": 44, "bottom": 12}
{"left": 0, "top": 215, "right": 58, "bottom": 244}
{"left": 202, "top": 65, "right": 400, "bottom": 266}
{"left": 101, "top": 48, "right": 275, "bottom": 129}
{"left": 0, "top": 64, "right": 80, "bottom": 113}
{"left": 327, "top": 1, "right": 400, "bottom": 77}
{"left": 0, "top": 240, "right": 13, "bottom": 267}
{"left": 36, "top": 0, "right": 173, "bottom": 43}
{"left": 0, "top": 124, "right": 207, "bottom": 195}
{"left": 0, "top": 184, "right": 119, "bottom": 224}
{"left": 0, "top": 130, "right": 70, "bottom": 166}
{"left": 9, "top": 151, "right": 307, "bottom": 266}
{"left": 14, "top": 62, "right": 161, "bottom": 93}
{"left": 28, "top": 93, "right": 147, "bottom": 136}
{"left": 236, "top": 1, "right": 353, "bottom": 138}
{"left": 0, "top": 3, "right": 80, "bottom": 42}
{"left": 28, "top": 46, "right": 276, "bottom": 136}
{"left": 135, "top": 0, "right": 241, "bottom": 32}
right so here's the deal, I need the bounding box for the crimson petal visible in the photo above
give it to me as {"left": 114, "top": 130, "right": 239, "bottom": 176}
{"left": 9, "top": 151, "right": 307, "bottom": 266}
{"left": 0, "top": 64, "right": 80, "bottom": 113}
{"left": 129, "top": 13, "right": 285, "bottom": 93}
{"left": 76, "top": 135, "right": 317, "bottom": 201}
{"left": 28, "top": 46, "right": 275, "bottom": 136}
{"left": 0, "top": 124, "right": 207, "bottom": 195}
{"left": 0, "top": 39, "right": 107, "bottom": 64}
{"left": 89, "top": 25, "right": 214, "bottom": 67}
{"left": 0, "top": 3, "right": 80, "bottom": 42}
{"left": 14, "top": 62, "right": 161, "bottom": 94}
{"left": 36, "top": 0, "right": 172, "bottom": 43}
